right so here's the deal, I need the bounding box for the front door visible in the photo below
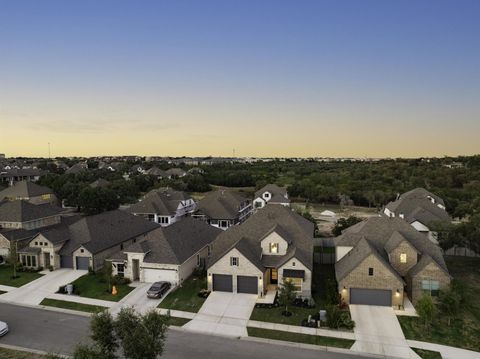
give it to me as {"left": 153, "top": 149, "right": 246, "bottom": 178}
{"left": 132, "top": 259, "right": 140, "bottom": 281}
{"left": 44, "top": 252, "right": 51, "bottom": 268}
{"left": 270, "top": 268, "right": 278, "bottom": 285}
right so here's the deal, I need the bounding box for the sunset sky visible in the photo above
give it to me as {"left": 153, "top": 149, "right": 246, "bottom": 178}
{"left": 1, "top": 1, "right": 480, "bottom": 158}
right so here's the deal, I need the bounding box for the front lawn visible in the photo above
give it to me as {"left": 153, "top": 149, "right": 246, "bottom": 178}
{"left": 398, "top": 256, "right": 480, "bottom": 352}
{"left": 0, "top": 347, "right": 48, "bottom": 359}
{"left": 168, "top": 317, "right": 191, "bottom": 327}
{"left": 250, "top": 264, "right": 339, "bottom": 326}
{"left": 159, "top": 272, "right": 207, "bottom": 312}
{"left": 247, "top": 327, "right": 354, "bottom": 349}
{"left": 40, "top": 298, "right": 108, "bottom": 313}
{"left": 411, "top": 348, "right": 442, "bottom": 359}
{"left": 66, "top": 272, "right": 134, "bottom": 302}
{"left": 0, "top": 265, "right": 43, "bottom": 287}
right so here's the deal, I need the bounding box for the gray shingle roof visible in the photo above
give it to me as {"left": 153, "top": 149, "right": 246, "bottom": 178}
{"left": 254, "top": 184, "right": 288, "bottom": 201}
{"left": 335, "top": 216, "right": 449, "bottom": 277}
{"left": 196, "top": 190, "right": 250, "bottom": 220}
{"left": 0, "top": 181, "right": 54, "bottom": 201}
{"left": 89, "top": 179, "right": 110, "bottom": 189}
{"left": 117, "top": 217, "right": 222, "bottom": 265}
{"left": 128, "top": 188, "right": 192, "bottom": 216}
{"left": 208, "top": 205, "right": 314, "bottom": 272}
{"left": 0, "top": 200, "right": 63, "bottom": 223}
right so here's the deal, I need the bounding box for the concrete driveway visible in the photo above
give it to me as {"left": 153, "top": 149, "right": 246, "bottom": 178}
{"left": 110, "top": 282, "right": 174, "bottom": 316}
{"left": 0, "top": 269, "right": 87, "bottom": 305}
{"left": 350, "top": 305, "right": 421, "bottom": 359}
{"left": 184, "top": 292, "right": 257, "bottom": 337}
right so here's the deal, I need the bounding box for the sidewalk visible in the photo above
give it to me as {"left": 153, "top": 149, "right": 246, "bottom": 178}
{"left": 158, "top": 308, "right": 196, "bottom": 319}
{"left": 408, "top": 340, "right": 480, "bottom": 359}
{"left": 46, "top": 293, "right": 115, "bottom": 308}
{"left": 0, "top": 284, "right": 16, "bottom": 292}
{"left": 247, "top": 320, "right": 356, "bottom": 340}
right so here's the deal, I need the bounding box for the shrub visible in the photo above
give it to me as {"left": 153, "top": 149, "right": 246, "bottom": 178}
{"left": 112, "top": 275, "right": 131, "bottom": 286}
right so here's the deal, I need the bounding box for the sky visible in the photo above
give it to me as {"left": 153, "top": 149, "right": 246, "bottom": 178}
{"left": 1, "top": 0, "right": 480, "bottom": 158}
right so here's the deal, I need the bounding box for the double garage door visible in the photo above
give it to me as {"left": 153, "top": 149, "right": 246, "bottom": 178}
{"left": 143, "top": 268, "right": 178, "bottom": 284}
{"left": 212, "top": 274, "right": 257, "bottom": 294}
{"left": 350, "top": 288, "right": 392, "bottom": 306}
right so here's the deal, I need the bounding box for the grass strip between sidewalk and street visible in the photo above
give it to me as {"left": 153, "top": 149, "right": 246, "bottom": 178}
{"left": 0, "top": 347, "right": 49, "bottom": 359}
{"left": 40, "top": 298, "right": 108, "bottom": 313}
{"left": 411, "top": 348, "right": 442, "bottom": 359}
{"left": 168, "top": 317, "right": 191, "bottom": 327}
{"left": 247, "top": 327, "right": 354, "bottom": 349}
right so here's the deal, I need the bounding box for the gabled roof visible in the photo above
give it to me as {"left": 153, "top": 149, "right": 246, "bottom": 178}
{"left": 145, "top": 167, "right": 167, "bottom": 177}
{"left": 384, "top": 231, "right": 419, "bottom": 254}
{"left": 0, "top": 181, "right": 54, "bottom": 201}
{"left": 255, "top": 184, "right": 288, "bottom": 200}
{"left": 116, "top": 217, "right": 222, "bottom": 265}
{"left": 59, "top": 210, "right": 159, "bottom": 255}
{"left": 196, "top": 190, "right": 249, "bottom": 220}
{"left": 208, "top": 205, "right": 314, "bottom": 271}
{"left": 89, "top": 179, "right": 110, "bottom": 189}
{"left": 166, "top": 168, "right": 186, "bottom": 177}
{"left": 0, "top": 200, "right": 63, "bottom": 223}
{"left": 335, "top": 216, "right": 449, "bottom": 275}
{"left": 335, "top": 237, "right": 405, "bottom": 284}
{"left": 128, "top": 188, "right": 192, "bottom": 216}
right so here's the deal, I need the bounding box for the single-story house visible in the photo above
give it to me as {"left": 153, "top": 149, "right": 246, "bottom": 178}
{"left": 335, "top": 217, "right": 451, "bottom": 307}
{"left": 109, "top": 217, "right": 222, "bottom": 284}
{"left": 207, "top": 205, "right": 314, "bottom": 299}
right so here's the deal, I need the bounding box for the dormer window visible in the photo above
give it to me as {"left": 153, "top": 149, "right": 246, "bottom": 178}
{"left": 400, "top": 253, "right": 407, "bottom": 263}
{"left": 269, "top": 243, "right": 279, "bottom": 254}
{"left": 264, "top": 193, "right": 270, "bottom": 198}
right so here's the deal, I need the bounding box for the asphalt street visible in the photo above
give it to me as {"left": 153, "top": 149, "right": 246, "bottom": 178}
{"left": 0, "top": 303, "right": 369, "bottom": 359}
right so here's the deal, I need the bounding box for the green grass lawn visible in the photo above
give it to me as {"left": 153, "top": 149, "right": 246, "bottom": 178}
{"left": 250, "top": 264, "right": 336, "bottom": 326}
{"left": 68, "top": 273, "right": 134, "bottom": 302}
{"left": 412, "top": 348, "right": 442, "bottom": 359}
{"left": 159, "top": 272, "right": 207, "bottom": 312}
{"left": 398, "top": 256, "right": 480, "bottom": 352}
{"left": 168, "top": 317, "right": 191, "bottom": 327}
{"left": 0, "top": 265, "right": 43, "bottom": 287}
{"left": 0, "top": 347, "right": 48, "bottom": 359}
{"left": 247, "top": 327, "right": 354, "bottom": 349}
{"left": 40, "top": 298, "right": 108, "bottom": 313}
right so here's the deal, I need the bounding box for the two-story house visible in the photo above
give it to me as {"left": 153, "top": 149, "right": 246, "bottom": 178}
{"left": 253, "top": 184, "right": 290, "bottom": 209}
{"left": 207, "top": 205, "right": 314, "bottom": 299}
{"left": 193, "top": 190, "right": 252, "bottom": 230}
{"left": 128, "top": 188, "right": 196, "bottom": 226}
{"left": 334, "top": 217, "right": 451, "bottom": 307}
{"left": 383, "top": 188, "right": 451, "bottom": 243}
{"left": 0, "top": 181, "right": 58, "bottom": 205}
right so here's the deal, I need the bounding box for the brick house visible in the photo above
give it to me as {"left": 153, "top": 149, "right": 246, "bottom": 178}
{"left": 335, "top": 217, "right": 451, "bottom": 307}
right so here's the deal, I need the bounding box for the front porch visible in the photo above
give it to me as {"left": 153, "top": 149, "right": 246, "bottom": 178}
{"left": 257, "top": 284, "right": 277, "bottom": 304}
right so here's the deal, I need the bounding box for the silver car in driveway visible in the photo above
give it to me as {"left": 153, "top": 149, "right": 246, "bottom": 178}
{"left": 0, "top": 321, "right": 8, "bottom": 336}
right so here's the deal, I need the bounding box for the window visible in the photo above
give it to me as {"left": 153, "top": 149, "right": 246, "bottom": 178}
{"left": 117, "top": 264, "right": 125, "bottom": 278}
{"left": 80, "top": 249, "right": 84, "bottom": 253}
{"left": 368, "top": 268, "right": 374, "bottom": 276}
{"left": 400, "top": 253, "right": 407, "bottom": 263}
{"left": 269, "top": 243, "right": 279, "bottom": 254}
{"left": 292, "top": 262, "right": 296, "bottom": 267}
{"left": 285, "top": 277, "right": 302, "bottom": 292}
{"left": 159, "top": 217, "right": 169, "bottom": 224}
{"left": 34, "top": 242, "right": 38, "bottom": 246}
{"left": 120, "top": 244, "right": 124, "bottom": 250}
{"left": 230, "top": 257, "right": 239, "bottom": 266}
{"left": 196, "top": 254, "right": 201, "bottom": 267}
{"left": 207, "top": 245, "right": 211, "bottom": 257}
{"left": 422, "top": 280, "right": 440, "bottom": 297}
{"left": 21, "top": 255, "right": 26, "bottom": 266}
{"left": 264, "top": 193, "right": 270, "bottom": 198}
{"left": 27, "top": 256, "right": 31, "bottom": 267}
{"left": 31, "top": 255, "right": 36, "bottom": 267}
{"left": 220, "top": 220, "right": 229, "bottom": 228}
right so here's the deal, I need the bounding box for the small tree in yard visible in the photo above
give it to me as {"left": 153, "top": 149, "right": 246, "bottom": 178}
{"left": 439, "top": 287, "right": 461, "bottom": 326}
{"left": 278, "top": 279, "right": 296, "bottom": 316}
{"left": 103, "top": 260, "right": 113, "bottom": 293}
{"left": 416, "top": 294, "right": 436, "bottom": 330}
{"left": 9, "top": 240, "right": 19, "bottom": 279}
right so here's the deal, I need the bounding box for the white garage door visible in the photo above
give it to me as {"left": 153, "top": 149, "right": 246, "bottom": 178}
{"left": 143, "top": 268, "right": 178, "bottom": 284}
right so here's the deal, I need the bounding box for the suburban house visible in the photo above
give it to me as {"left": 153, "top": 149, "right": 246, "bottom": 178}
{"left": 15, "top": 210, "right": 159, "bottom": 271}
{"left": 0, "top": 181, "right": 58, "bottom": 205}
{"left": 0, "top": 168, "right": 45, "bottom": 185}
{"left": 383, "top": 188, "right": 451, "bottom": 242}
{"left": 166, "top": 168, "right": 187, "bottom": 178}
{"left": 334, "top": 216, "right": 451, "bottom": 307}
{"left": 128, "top": 188, "right": 196, "bottom": 226}
{"left": 109, "top": 217, "right": 222, "bottom": 284}
{"left": 194, "top": 190, "right": 252, "bottom": 230}
{"left": 145, "top": 166, "right": 167, "bottom": 179}
{"left": 65, "top": 162, "right": 88, "bottom": 175}
{"left": 253, "top": 184, "right": 290, "bottom": 209}
{"left": 207, "top": 205, "right": 314, "bottom": 299}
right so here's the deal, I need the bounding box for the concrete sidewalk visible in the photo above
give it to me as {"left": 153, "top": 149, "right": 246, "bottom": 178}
{"left": 408, "top": 340, "right": 480, "bottom": 359}
{"left": 0, "top": 269, "right": 87, "bottom": 305}
{"left": 46, "top": 293, "right": 115, "bottom": 308}
{"left": 0, "top": 284, "right": 16, "bottom": 292}
{"left": 247, "top": 320, "right": 356, "bottom": 340}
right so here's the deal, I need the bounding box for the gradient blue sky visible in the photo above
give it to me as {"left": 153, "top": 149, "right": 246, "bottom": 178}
{"left": 1, "top": 1, "right": 479, "bottom": 157}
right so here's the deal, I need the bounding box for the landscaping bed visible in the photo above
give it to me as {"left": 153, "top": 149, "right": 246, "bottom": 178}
{"left": 0, "top": 265, "right": 43, "bottom": 287}
{"left": 60, "top": 272, "right": 134, "bottom": 302}
{"left": 398, "top": 257, "right": 480, "bottom": 352}
{"left": 40, "top": 298, "right": 108, "bottom": 313}
{"left": 159, "top": 272, "right": 207, "bottom": 312}
{"left": 247, "top": 327, "right": 354, "bottom": 349}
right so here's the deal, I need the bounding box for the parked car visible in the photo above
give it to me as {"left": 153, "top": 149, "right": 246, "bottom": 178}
{"left": 0, "top": 321, "right": 8, "bottom": 336}
{"left": 147, "top": 282, "right": 171, "bottom": 299}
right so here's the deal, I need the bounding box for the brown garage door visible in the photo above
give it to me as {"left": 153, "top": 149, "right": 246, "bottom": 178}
{"left": 237, "top": 276, "right": 258, "bottom": 294}
{"left": 213, "top": 274, "right": 233, "bottom": 292}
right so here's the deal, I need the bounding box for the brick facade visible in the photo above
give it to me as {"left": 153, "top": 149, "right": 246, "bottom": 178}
{"left": 387, "top": 240, "right": 418, "bottom": 276}
{"left": 406, "top": 262, "right": 451, "bottom": 304}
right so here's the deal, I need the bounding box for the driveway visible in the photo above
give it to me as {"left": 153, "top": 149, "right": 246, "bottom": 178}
{"left": 349, "top": 305, "right": 421, "bottom": 359}
{"left": 184, "top": 292, "right": 257, "bottom": 337}
{"left": 0, "top": 269, "right": 87, "bottom": 305}
{"left": 110, "top": 282, "right": 174, "bottom": 316}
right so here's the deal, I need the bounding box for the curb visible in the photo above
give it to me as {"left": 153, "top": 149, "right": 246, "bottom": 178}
{"left": 0, "top": 342, "right": 70, "bottom": 358}
{"left": 0, "top": 298, "right": 92, "bottom": 318}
